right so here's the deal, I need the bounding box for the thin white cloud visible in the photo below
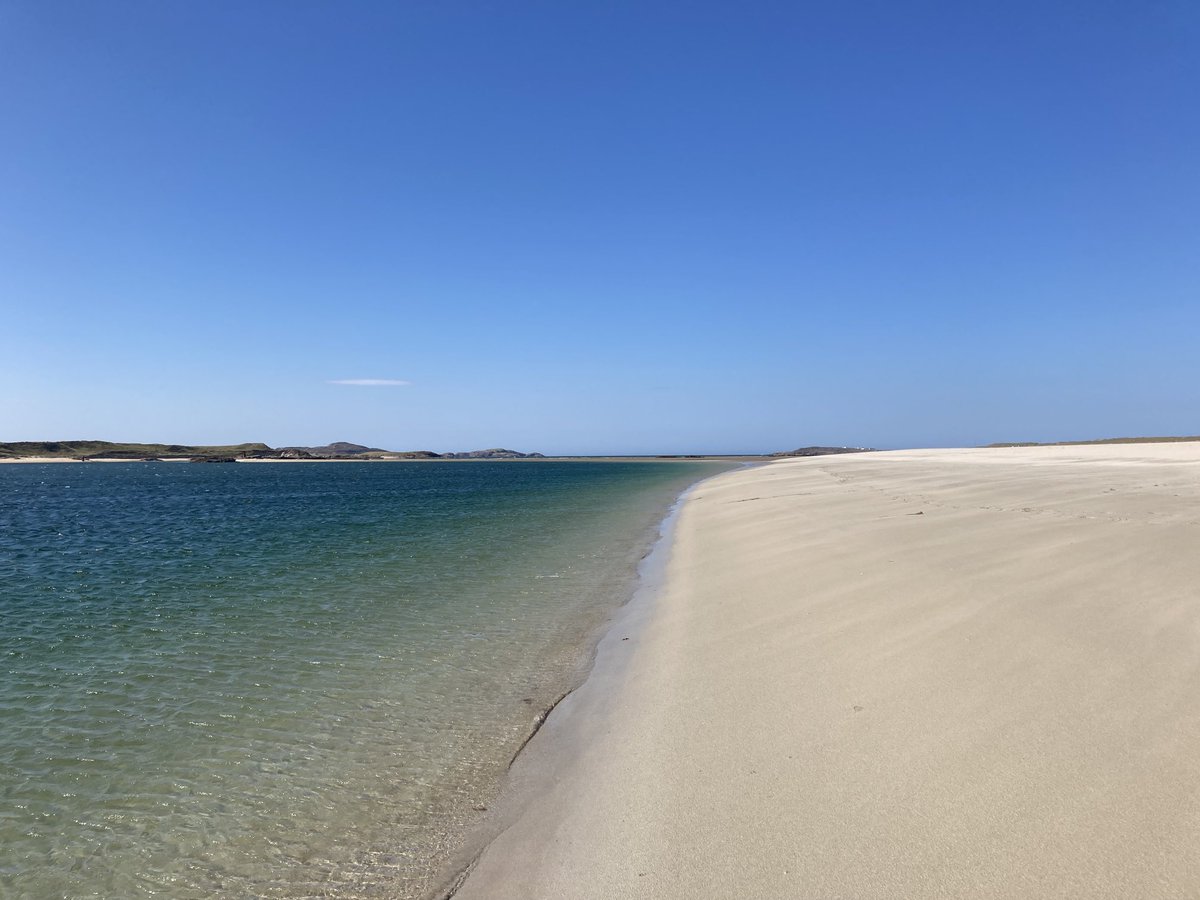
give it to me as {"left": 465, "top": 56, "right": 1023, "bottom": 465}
{"left": 328, "top": 378, "right": 412, "bottom": 387}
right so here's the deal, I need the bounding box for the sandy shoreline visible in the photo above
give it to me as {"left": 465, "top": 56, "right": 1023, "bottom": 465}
{"left": 451, "top": 444, "right": 1200, "bottom": 898}
{"left": 0, "top": 456, "right": 84, "bottom": 463}
{"left": 0, "top": 457, "right": 195, "bottom": 463}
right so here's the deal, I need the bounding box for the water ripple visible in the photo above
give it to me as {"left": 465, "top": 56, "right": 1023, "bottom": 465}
{"left": 0, "top": 461, "right": 723, "bottom": 898}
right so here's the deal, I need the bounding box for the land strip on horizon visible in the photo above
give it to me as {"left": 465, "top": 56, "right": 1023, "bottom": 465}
{"left": 4, "top": 436, "right": 1196, "bottom": 464}
{"left": 0, "top": 440, "right": 874, "bottom": 463}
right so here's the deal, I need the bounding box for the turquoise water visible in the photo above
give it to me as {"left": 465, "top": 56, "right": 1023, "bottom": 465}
{"left": 0, "top": 460, "right": 727, "bottom": 898}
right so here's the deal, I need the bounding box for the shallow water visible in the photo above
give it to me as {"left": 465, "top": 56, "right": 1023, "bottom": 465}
{"left": 0, "top": 460, "right": 727, "bottom": 898}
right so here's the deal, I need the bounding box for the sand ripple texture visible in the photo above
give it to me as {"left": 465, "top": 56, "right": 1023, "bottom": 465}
{"left": 0, "top": 460, "right": 723, "bottom": 898}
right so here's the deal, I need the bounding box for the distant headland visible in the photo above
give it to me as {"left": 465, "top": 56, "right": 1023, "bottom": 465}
{"left": 0, "top": 441, "right": 547, "bottom": 462}
{"left": 0, "top": 440, "right": 891, "bottom": 463}
{"left": 770, "top": 446, "right": 875, "bottom": 457}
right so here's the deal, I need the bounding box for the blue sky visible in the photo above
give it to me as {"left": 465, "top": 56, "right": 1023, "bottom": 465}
{"left": 2, "top": 1, "right": 1197, "bottom": 454}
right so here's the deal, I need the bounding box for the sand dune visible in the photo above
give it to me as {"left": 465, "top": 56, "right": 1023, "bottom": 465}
{"left": 452, "top": 443, "right": 1200, "bottom": 899}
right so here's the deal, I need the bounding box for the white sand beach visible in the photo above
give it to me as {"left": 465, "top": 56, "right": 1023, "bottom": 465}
{"left": 452, "top": 443, "right": 1200, "bottom": 899}
{"left": 0, "top": 456, "right": 81, "bottom": 463}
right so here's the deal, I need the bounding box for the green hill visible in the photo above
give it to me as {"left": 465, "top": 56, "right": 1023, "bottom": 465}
{"left": 0, "top": 441, "right": 275, "bottom": 460}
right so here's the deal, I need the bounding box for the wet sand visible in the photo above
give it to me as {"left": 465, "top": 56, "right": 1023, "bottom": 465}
{"left": 451, "top": 443, "right": 1200, "bottom": 899}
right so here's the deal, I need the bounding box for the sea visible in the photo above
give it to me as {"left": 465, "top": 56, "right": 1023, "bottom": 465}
{"left": 0, "top": 459, "right": 729, "bottom": 899}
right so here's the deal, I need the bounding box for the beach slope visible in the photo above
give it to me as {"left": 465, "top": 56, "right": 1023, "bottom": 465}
{"left": 454, "top": 444, "right": 1200, "bottom": 899}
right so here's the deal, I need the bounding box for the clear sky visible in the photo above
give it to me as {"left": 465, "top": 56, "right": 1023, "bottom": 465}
{"left": 2, "top": 1, "right": 1197, "bottom": 454}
